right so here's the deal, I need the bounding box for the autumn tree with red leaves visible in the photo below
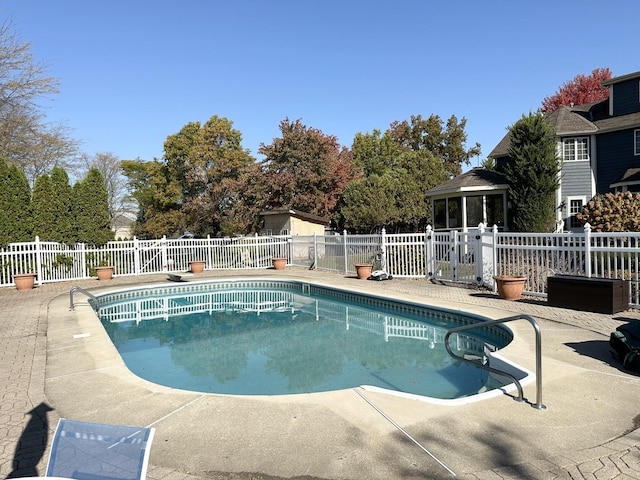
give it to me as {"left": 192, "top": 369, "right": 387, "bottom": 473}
{"left": 258, "top": 118, "right": 361, "bottom": 219}
{"left": 541, "top": 68, "right": 612, "bottom": 113}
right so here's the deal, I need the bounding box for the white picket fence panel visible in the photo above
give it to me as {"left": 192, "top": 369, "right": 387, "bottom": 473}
{"left": 2, "top": 224, "right": 638, "bottom": 308}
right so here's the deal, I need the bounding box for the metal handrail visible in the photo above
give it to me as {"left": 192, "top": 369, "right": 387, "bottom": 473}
{"left": 444, "top": 314, "right": 545, "bottom": 410}
{"left": 69, "top": 286, "right": 99, "bottom": 311}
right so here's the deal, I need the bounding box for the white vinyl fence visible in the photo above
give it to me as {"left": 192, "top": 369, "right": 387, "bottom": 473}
{"left": 2, "top": 224, "right": 639, "bottom": 308}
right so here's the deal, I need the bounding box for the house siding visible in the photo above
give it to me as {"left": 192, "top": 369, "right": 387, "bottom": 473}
{"left": 561, "top": 161, "right": 592, "bottom": 199}
{"left": 611, "top": 79, "right": 640, "bottom": 116}
{"left": 596, "top": 129, "right": 638, "bottom": 192}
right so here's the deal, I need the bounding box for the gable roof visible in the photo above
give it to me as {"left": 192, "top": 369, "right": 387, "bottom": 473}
{"left": 545, "top": 105, "right": 598, "bottom": 135}
{"left": 490, "top": 69, "right": 640, "bottom": 159}
{"left": 425, "top": 168, "right": 508, "bottom": 197}
{"left": 489, "top": 105, "right": 599, "bottom": 158}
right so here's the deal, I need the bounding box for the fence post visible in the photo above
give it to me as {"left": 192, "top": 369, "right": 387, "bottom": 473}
{"left": 475, "top": 223, "right": 485, "bottom": 285}
{"left": 492, "top": 224, "right": 499, "bottom": 291}
{"left": 584, "top": 223, "right": 592, "bottom": 278}
{"left": 424, "top": 225, "right": 433, "bottom": 279}
{"left": 380, "top": 227, "right": 387, "bottom": 273}
{"left": 343, "top": 230, "right": 348, "bottom": 274}
{"left": 313, "top": 232, "right": 318, "bottom": 269}
{"left": 133, "top": 237, "right": 141, "bottom": 275}
{"left": 207, "top": 235, "right": 214, "bottom": 269}
{"left": 160, "top": 236, "right": 168, "bottom": 272}
{"left": 450, "top": 230, "right": 459, "bottom": 281}
{"left": 79, "top": 243, "right": 87, "bottom": 278}
{"left": 249, "top": 233, "right": 257, "bottom": 267}
{"left": 35, "top": 236, "right": 43, "bottom": 285}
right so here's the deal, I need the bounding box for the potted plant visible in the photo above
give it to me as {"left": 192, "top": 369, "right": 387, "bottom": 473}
{"left": 13, "top": 273, "right": 37, "bottom": 290}
{"left": 95, "top": 265, "right": 115, "bottom": 280}
{"left": 354, "top": 263, "right": 373, "bottom": 280}
{"left": 494, "top": 275, "right": 527, "bottom": 301}
{"left": 272, "top": 257, "right": 287, "bottom": 270}
{"left": 189, "top": 260, "right": 206, "bottom": 273}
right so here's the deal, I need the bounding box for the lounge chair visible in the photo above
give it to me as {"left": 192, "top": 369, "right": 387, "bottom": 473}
{"left": 45, "top": 419, "right": 155, "bottom": 480}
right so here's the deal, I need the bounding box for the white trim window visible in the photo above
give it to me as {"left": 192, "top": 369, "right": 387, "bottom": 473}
{"left": 562, "top": 137, "right": 589, "bottom": 161}
{"left": 566, "top": 196, "right": 586, "bottom": 229}
{"left": 635, "top": 129, "right": 640, "bottom": 156}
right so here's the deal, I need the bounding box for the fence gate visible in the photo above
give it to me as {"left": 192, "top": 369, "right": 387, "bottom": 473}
{"left": 428, "top": 229, "right": 482, "bottom": 284}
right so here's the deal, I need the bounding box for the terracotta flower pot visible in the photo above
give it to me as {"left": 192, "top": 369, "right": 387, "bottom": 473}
{"left": 494, "top": 275, "right": 526, "bottom": 301}
{"left": 189, "top": 260, "right": 206, "bottom": 273}
{"left": 354, "top": 263, "right": 373, "bottom": 280}
{"left": 272, "top": 257, "right": 287, "bottom": 270}
{"left": 96, "top": 266, "right": 115, "bottom": 281}
{"left": 14, "top": 273, "right": 36, "bottom": 290}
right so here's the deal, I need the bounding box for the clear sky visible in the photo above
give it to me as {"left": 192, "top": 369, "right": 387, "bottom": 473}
{"left": 2, "top": 0, "right": 637, "bottom": 169}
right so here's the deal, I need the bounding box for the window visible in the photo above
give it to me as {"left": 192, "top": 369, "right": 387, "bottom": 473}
{"left": 433, "top": 199, "right": 446, "bottom": 229}
{"left": 562, "top": 137, "right": 589, "bottom": 161}
{"left": 567, "top": 197, "right": 586, "bottom": 229}
{"left": 448, "top": 197, "right": 462, "bottom": 229}
{"left": 635, "top": 129, "right": 640, "bottom": 156}
{"left": 466, "top": 196, "right": 483, "bottom": 228}
{"left": 486, "top": 194, "right": 504, "bottom": 227}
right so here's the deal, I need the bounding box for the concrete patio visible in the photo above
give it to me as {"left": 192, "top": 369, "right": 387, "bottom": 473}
{"left": 3, "top": 268, "right": 640, "bottom": 479}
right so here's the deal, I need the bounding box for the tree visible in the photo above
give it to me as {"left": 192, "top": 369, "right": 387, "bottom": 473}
{"left": 387, "top": 114, "right": 481, "bottom": 177}
{"left": 31, "top": 166, "right": 75, "bottom": 243}
{"left": 72, "top": 168, "right": 114, "bottom": 245}
{"left": 121, "top": 158, "right": 184, "bottom": 238}
{"left": 122, "top": 115, "right": 256, "bottom": 238}
{"left": 0, "top": 19, "right": 79, "bottom": 184}
{"left": 541, "top": 68, "right": 612, "bottom": 113}
{"left": 503, "top": 112, "right": 560, "bottom": 232}
{"left": 338, "top": 117, "right": 457, "bottom": 233}
{"left": 169, "top": 115, "right": 256, "bottom": 237}
{"left": 258, "top": 118, "right": 360, "bottom": 220}
{"left": 81, "top": 152, "right": 132, "bottom": 222}
{"left": 0, "top": 156, "right": 31, "bottom": 246}
{"left": 221, "top": 161, "right": 269, "bottom": 234}
{"left": 338, "top": 174, "right": 400, "bottom": 232}
{"left": 577, "top": 192, "right": 640, "bottom": 232}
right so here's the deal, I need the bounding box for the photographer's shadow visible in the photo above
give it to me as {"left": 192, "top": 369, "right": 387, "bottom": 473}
{"left": 7, "top": 402, "right": 54, "bottom": 478}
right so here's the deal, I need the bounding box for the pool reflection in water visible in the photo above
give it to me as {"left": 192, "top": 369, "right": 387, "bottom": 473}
{"left": 97, "top": 282, "right": 512, "bottom": 398}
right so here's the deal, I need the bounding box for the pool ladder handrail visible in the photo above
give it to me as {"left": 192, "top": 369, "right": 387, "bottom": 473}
{"left": 444, "top": 314, "right": 545, "bottom": 410}
{"left": 69, "top": 286, "right": 99, "bottom": 311}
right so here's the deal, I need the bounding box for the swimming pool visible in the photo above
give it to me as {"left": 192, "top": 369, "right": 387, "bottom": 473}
{"left": 93, "top": 279, "right": 515, "bottom": 399}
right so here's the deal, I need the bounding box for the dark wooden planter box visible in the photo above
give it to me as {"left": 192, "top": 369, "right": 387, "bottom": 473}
{"left": 547, "top": 275, "right": 629, "bottom": 314}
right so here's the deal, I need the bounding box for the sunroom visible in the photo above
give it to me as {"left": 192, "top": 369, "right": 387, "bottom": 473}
{"left": 425, "top": 168, "right": 509, "bottom": 231}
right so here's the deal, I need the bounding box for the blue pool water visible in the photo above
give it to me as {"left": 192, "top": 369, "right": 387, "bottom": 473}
{"left": 95, "top": 280, "right": 512, "bottom": 398}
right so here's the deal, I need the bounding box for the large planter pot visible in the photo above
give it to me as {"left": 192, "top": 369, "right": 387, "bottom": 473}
{"left": 96, "top": 266, "right": 115, "bottom": 281}
{"left": 272, "top": 257, "right": 287, "bottom": 270}
{"left": 14, "top": 273, "right": 36, "bottom": 290}
{"left": 494, "top": 275, "right": 526, "bottom": 301}
{"left": 189, "top": 260, "right": 206, "bottom": 274}
{"left": 354, "top": 263, "right": 373, "bottom": 280}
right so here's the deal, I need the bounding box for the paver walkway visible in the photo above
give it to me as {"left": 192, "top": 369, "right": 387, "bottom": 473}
{"left": 2, "top": 269, "right": 640, "bottom": 479}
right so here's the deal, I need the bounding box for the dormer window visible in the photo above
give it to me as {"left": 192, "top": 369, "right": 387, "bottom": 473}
{"left": 562, "top": 137, "right": 589, "bottom": 161}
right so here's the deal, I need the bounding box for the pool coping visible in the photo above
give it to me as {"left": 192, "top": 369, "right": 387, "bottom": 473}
{"left": 44, "top": 269, "right": 640, "bottom": 479}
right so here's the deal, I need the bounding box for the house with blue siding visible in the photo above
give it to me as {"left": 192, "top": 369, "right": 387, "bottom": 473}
{"left": 486, "top": 69, "right": 640, "bottom": 231}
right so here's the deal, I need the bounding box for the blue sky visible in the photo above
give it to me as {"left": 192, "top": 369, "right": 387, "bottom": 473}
{"left": 2, "top": 1, "right": 637, "bottom": 170}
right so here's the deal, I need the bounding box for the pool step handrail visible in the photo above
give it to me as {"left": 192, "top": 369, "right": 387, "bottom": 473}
{"left": 444, "top": 314, "right": 545, "bottom": 410}
{"left": 69, "top": 286, "right": 99, "bottom": 311}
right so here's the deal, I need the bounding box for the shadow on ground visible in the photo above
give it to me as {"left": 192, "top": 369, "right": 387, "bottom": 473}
{"left": 7, "top": 402, "right": 54, "bottom": 479}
